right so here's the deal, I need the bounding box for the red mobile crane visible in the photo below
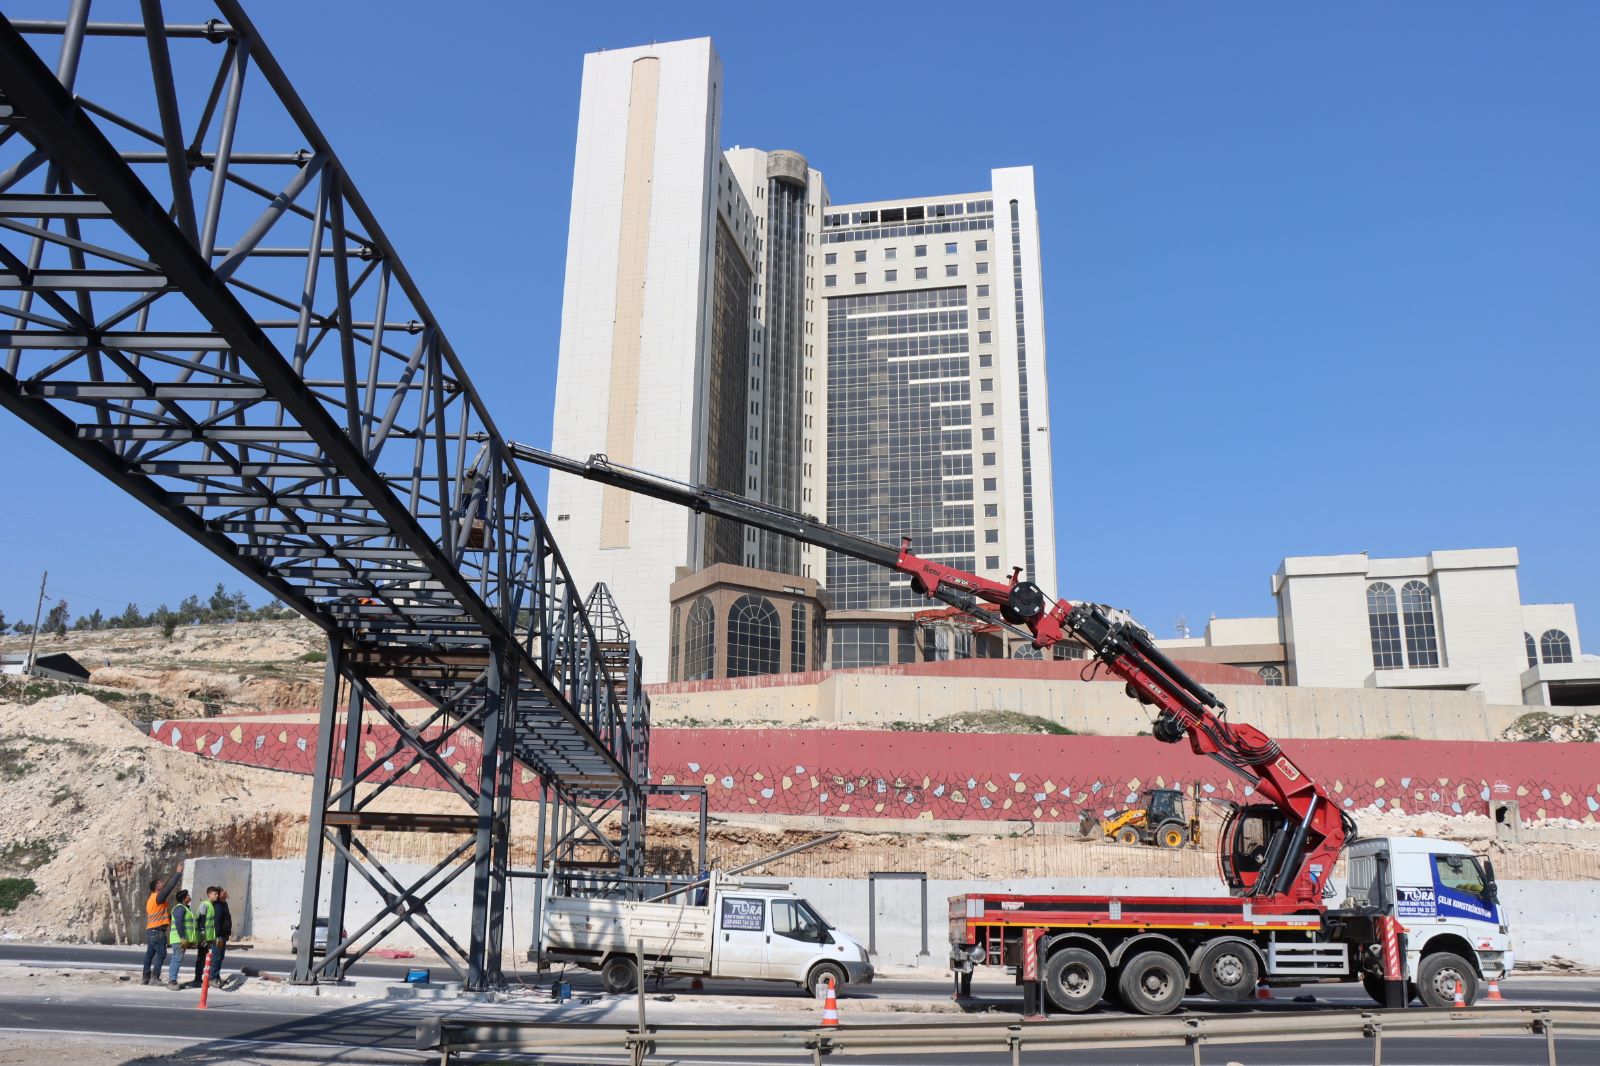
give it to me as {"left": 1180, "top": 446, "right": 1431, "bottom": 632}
{"left": 509, "top": 446, "right": 1511, "bottom": 1014}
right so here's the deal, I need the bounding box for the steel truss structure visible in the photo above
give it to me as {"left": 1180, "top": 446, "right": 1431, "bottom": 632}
{"left": 0, "top": 3, "right": 649, "bottom": 989}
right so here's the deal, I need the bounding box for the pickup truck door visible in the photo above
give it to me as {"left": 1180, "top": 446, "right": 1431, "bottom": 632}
{"left": 766, "top": 898, "right": 827, "bottom": 981}
{"left": 714, "top": 896, "right": 768, "bottom": 979}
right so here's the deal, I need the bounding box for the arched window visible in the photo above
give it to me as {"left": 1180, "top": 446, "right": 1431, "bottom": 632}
{"left": 670, "top": 605, "right": 682, "bottom": 682}
{"left": 1400, "top": 581, "right": 1440, "bottom": 668}
{"left": 1525, "top": 632, "right": 1538, "bottom": 669}
{"left": 1259, "top": 665, "right": 1284, "bottom": 687}
{"left": 790, "top": 603, "right": 808, "bottom": 672}
{"left": 1011, "top": 642, "right": 1043, "bottom": 659}
{"left": 727, "top": 595, "right": 780, "bottom": 677}
{"left": 1540, "top": 629, "right": 1574, "bottom": 665}
{"left": 684, "top": 596, "right": 716, "bottom": 681}
{"left": 1367, "top": 583, "right": 1404, "bottom": 670}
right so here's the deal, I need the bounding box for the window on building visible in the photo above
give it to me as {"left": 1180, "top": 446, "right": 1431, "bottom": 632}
{"left": 885, "top": 269, "right": 897, "bottom": 282}
{"left": 885, "top": 247, "right": 897, "bottom": 260}
{"left": 984, "top": 503, "right": 997, "bottom": 517}
{"left": 854, "top": 272, "right": 866, "bottom": 284}
{"left": 684, "top": 596, "right": 716, "bottom": 680}
{"left": 981, "top": 427, "right": 995, "bottom": 441}
{"left": 1366, "top": 582, "right": 1404, "bottom": 671}
{"left": 854, "top": 249, "right": 866, "bottom": 263}
{"left": 976, "top": 262, "right": 989, "bottom": 275}
{"left": 976, "top": 239, "right": 989, "bottom": 252}
{"left": 790, "top": 602, "right": 808, "bottom": 672}
{"left": 1540, "top": 629, "right": 1574, "bottom": 664}
{"left": 945, "top": 242, "right": 958, "bottom": 254}
{"left": 980, "top": 378, "right": 993, "bottom": 391}
{"left": 1400, "top": 580, "right": 1440, "bottom": 668}
{"left": 976, "top": 284, "right": 989, "bottom": 297}
{"left": 978, "top": 330, "right": 992, "bottom": 343}
{"left": 727, "top": 594, "right": 780, "bottom": 677}
{"left": 981, "top": 403, "right": 994, "bottom": 416}
{"left": 1259, "top": 665, "right": 1285, "bottom": 686}
{"left": 824, "top": 274, "right": 836, "bottom": 287}
{"left": 984, "top": 528, "right": 998, "bottom": 543}
{"left": 824, "top": 252, "right": 837, "bottom": 265}
{"left": 982, "top": 452, "right": 996, "bottom": 466}
{"left": 983, "top": 477, "right": 997, "bottom": 491}
{"left": 1012, "top": 642, "right": 1042, "bottom": 659}
{"left": 986, "top": 555, "right": 1000, "bottom": 569}
{"left": 978, "top": 307, "right": 991, "bottom": 320}
{"left": 1525, "top": 632, "right": 1538, "bottom": 669}
{"left": 830, "top": 623, "right": 890, "bottom": 668}
{"left": 670, "top": 604, "right": 682, "bottom": 682}
{"left": 945, "top": 264, "right": 958, "bottom": 277}
{"left": 897, "top": 626, "right": 916, "bottom": 665}
{"left": 914, "top": 266, "right": 928, "bottom": 279}
{"left": 915, "top": 244, "right": 927, "bottom": 257}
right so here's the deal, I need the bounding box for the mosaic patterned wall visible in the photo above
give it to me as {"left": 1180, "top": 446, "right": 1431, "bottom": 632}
{"left": 149, "top": 719, "right": 1600, "bottom": 824}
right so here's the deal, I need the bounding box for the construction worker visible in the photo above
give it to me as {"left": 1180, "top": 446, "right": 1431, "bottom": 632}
{"left": 193, "top": 886, "right": 220, "bottom": 988}
{"left": 165, "top": 890, "right": 196, "bottom": 989}
{"left": 208, "top": 887, "right": 234, "bottom": 986}
{"left": 141, "top": 862, "right": 184, "bottom": 985}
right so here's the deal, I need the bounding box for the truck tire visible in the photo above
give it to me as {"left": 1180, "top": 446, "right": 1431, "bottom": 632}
{"left": 807, "top": 962, "right": 846, "bottom": 999}
{"left": 1416, "top": 952, "right": 1477, "bottom": 1007}
{"left": 1156, "top": 824, "right": 1186, "bottom": 849}
{"left": 1043, "top": 947, "right": 1106, "bottom": 1013}
{"left": 1195, "top": 940, "right": 1260, "bottom": 1003}
{"left": 1117, "top": 951, "right": 1187, "bottom": 1016}
{"left": 601, "top": 955, "right": 638, "bottom": 994}
{"left": 1362, "top": 973, "right": 1388, "bottom": 1006}
{"left": 1115, "top": 827, "right": 1141, "bottom": 845}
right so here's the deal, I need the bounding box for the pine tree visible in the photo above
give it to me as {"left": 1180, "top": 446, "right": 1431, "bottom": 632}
{"left": 0, "top": 608, "right": 8, "bottom": 635}
{"left": 87, "top": 608, "right": 105, "bottom": 630}
{"left": 43, "top": 599, "right": 70, "bottom": 639}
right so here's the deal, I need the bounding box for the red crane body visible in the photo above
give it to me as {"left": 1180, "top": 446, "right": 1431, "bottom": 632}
{"left": 508, "top": 445, "right": 1349, "bottom": 910}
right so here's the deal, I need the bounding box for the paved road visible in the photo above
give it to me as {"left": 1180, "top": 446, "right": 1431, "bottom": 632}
{"left": 4, "top": 943, "right": 1597, "bottom": 1064}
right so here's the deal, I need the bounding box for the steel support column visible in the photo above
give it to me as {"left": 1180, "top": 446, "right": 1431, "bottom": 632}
{"left": 291, "top": 636, "right": 343, "bottom": 983}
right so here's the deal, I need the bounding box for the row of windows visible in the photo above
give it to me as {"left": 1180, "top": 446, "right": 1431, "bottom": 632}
{"left": 1526, "top": 629, "right": 1573, "bottom": 666}
{"left": 825, "top": 240, "right": 990, "bottom": 266}
{"left": 823, "top": 199, "right": 993, "bottom": 228}
{"left": 825, "top": 263, "right": 989, "bottom": 286}
{"left": 671, "top": 596, "right": 813, "bottom": 681}
{"left": 820, "top": 216, "right": 994, "bottom": 245}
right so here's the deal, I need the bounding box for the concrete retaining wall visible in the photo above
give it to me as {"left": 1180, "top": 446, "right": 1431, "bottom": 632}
{"left": 211, "top": 858, "right": 1599, "bottom": 972}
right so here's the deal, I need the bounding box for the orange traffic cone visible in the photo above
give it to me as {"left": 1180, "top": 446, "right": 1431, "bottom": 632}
{"left": 820, "top": 975, "right": 840, "bottom": 1027}
{"left": 1485, "top": 979, "right": 1504, "bottom": 1001}
{"left": 1255, "top": 980, "right": 1273, "bottom": 1000}
{"left": 1452, "top": 978, "right": 1466, "bottom": 1007}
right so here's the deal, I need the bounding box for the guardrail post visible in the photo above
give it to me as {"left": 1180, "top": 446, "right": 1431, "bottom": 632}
{"left": 1363, "top": 1013, "right": 1382, "bottom": 1066}
{"left": 1538, "top": 1013, "right": 1557, "bottom": 1066}
{"left": 1007, "top": 1027, "right": 1022, "bottom": 1066}
{"left": 1185, "top": 1017, "right": 1203, "bottom": 1066}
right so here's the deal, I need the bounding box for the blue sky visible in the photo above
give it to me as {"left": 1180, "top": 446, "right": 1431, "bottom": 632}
{"left": 2, "top": 1, "right": 1595, "bottom": 640}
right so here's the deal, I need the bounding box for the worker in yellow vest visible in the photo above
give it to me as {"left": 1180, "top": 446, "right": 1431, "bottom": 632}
{"left": 165, "top": 889, "right": 196, "bottom": 989}
{"left": 141, "top": 861, "right": 184, "bottom": 985}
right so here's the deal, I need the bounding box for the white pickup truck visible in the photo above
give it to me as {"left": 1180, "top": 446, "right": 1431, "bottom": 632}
{"left": 541, "top": 875, "right": 873, "bottom": 996}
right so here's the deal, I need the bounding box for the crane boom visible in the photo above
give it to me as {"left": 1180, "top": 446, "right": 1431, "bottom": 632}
{"left": 514, "top": 444, "right": 1350, "bottom": 908}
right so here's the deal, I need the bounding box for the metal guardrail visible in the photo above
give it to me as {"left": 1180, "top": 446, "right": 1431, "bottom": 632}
{"left": 418, "top": 1005, "right": 1599, "bottom": 1065}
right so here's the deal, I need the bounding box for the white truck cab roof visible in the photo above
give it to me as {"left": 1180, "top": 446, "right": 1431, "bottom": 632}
{"left": 1347, "top": 835, "right": 1476, "bottom": 859}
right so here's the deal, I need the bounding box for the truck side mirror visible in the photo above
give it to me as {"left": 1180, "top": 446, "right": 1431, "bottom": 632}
{"left": 1484, "top": 860, "right": 1499, "bottom": 903}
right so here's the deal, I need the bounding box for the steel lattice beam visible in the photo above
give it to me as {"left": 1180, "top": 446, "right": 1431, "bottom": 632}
{"left": 0, "top": 3, "right": 651, "bottom": 989}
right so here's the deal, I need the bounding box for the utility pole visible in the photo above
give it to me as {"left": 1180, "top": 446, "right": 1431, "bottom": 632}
{"left": 25, "top": 570, "right": 46, "bottom": 673}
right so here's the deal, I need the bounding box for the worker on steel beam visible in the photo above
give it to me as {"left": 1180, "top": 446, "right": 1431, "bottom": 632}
{"left": 140, "top": 861, "right": 184, "bottom": 985}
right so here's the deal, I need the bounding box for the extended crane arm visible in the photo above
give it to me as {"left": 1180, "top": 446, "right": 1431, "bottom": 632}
{"left": 513, "top": 444, "right": 1349, "bottom": 907}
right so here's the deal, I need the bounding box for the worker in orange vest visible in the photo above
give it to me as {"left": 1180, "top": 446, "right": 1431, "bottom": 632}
{"left": 142, "top": 861, "right": 184, "bottom": 985}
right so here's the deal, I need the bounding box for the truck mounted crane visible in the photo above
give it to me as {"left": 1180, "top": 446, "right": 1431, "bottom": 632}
{"left": 508, "top": 444, "right": 1513, "bottom": 1014}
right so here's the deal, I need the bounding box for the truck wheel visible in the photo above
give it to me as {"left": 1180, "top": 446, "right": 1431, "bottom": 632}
{"left": 1157, "top": 824, "right": 1186, "bottom": 849}
{"left": 1115, "top": 827, "right": 1141, "bottom": 845}
{"left": 1043, "top": 947, "right": 1106, "bottom": 1013}
{"left": 1196, "top": 940, "right": 1260, "bottom": 1003}
{"left": 1116, "top": 951, "right": 1187, "bottom": 1016}
{"left": 601, "top": 955, "right": 638, "bottom": 994}
{"left": 1362, "top": 973, "right": 1389, "bottom": 1006}
{"left": 1416, "top": 952, "right": 1477, "bottom": 1007}
{"left": 807, "top": 962, "right": 846, "bottom": 999}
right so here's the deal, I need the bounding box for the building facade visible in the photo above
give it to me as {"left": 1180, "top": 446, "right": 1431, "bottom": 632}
{"left": 819, "top": 170, "right": 1058, "bottom": 619}
{"left": 548, "top": 38, "right": 1057, "bottom": 682}
{"left": 1159, "top": 548, "right": 1594, "bottom": 706}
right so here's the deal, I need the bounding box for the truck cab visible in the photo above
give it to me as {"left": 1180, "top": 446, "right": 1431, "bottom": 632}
{"left": 1334, "top": 836, "right": 1513, "bottom": 1006}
